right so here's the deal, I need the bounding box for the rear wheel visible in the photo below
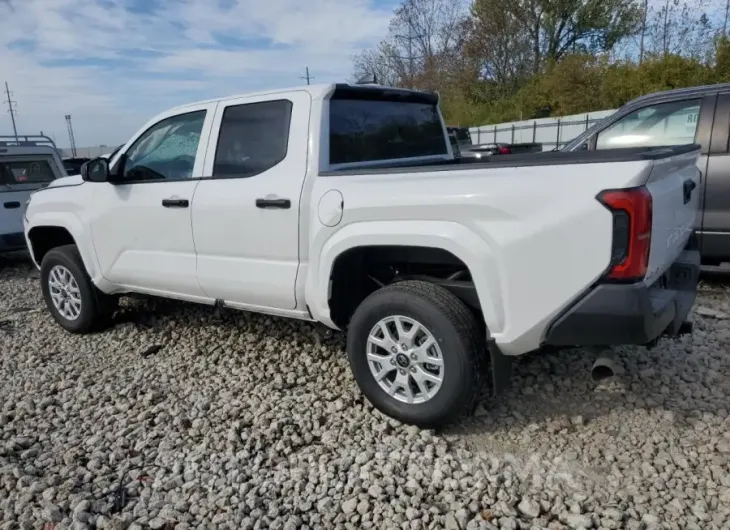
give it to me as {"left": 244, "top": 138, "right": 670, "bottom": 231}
{"left": 346, "top": 280, "right": 484, "bottom": 428}
{"left": 40, "top": 245, "right": 118, "bottom": 333}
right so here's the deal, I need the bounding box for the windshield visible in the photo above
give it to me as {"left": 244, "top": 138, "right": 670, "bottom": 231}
{"left": 561, "top": 112, "right": 617, "bottom": 151}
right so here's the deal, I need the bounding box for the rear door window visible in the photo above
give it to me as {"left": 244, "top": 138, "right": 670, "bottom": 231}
{"left": 213, "top": 99, "right": 293, "bottom": 179}
{"left": 328, "top": 94, "right": 448, "bottom": 165}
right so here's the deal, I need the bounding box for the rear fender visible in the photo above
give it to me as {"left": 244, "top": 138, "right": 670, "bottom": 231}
{"left": 307, "top": 220, "right": 504, "bottom": 333}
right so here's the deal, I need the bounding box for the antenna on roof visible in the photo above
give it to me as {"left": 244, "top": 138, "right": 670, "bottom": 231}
{"left": 300, "top": 67, "right": 315, "bottom": 85}
{"left": 356, "top": 74, "right": 379, "bottom": 85}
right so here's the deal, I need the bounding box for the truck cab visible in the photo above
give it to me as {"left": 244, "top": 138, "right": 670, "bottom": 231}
{"left": 562, "top": 82, "right": 730, "bottom": 265}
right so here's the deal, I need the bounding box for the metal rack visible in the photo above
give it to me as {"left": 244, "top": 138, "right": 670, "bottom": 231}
{"left": 0, "top": 134, "right": 59, "bottom": 149}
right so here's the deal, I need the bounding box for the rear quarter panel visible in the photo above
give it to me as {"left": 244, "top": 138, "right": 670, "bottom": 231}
{"left": 306, "top": 158, "right": 658, "bottom": 355}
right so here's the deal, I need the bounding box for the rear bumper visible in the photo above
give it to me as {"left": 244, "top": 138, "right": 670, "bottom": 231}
{"left": 544, "top": 241, "right": 700, "bottom": 347}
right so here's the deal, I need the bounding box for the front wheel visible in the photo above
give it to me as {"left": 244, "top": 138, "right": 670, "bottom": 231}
{"left": 40, "top": 244, "right": 118, "bottom": 333}
{"left": 346, "top": 280, "right": 484, "bottom": 428}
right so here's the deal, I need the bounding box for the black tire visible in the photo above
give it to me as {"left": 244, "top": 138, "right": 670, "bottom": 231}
{"left": 40, "top": 244, "right": 118, "bottom": 333}
{"left": 346, "top": 280, "right": 484, "bottom": 428}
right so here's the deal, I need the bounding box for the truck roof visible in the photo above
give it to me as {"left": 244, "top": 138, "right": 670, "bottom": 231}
{"left": 169, "top": 82, "right": 437, "bottom": 112}
{"left": 0, "top": 134, "right": 65, "bottom": 160}
{"left": 626, "top": 82, "right": 730, "bottom": 108}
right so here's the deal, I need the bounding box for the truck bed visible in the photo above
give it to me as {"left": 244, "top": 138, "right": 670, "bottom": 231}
{"left": 320, "top": 144, "right": 700, "bottom": 176}
{"left": 313, "top": 142, "right": 701, "bottom": 354}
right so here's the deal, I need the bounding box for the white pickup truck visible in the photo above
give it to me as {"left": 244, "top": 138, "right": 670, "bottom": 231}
{"left": 23, "top": 82, "right": 701, "bottom": 427}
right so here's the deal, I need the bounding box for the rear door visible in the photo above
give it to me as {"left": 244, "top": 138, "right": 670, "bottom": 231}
{"left": 0, "top": 156, "right": 60, "bottom": 249}
{"left": 593, "top": 97, "right": 705, "bottom": 281}
{"left": 192, "top": 91, "right": 310, "bottom": 311}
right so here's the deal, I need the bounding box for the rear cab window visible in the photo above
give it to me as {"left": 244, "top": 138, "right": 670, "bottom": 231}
{"left": 0, "top": 158, "right": 59, "bottom": 190}
{"left": 327, "top": 86, "right": 450, "bottom": 168}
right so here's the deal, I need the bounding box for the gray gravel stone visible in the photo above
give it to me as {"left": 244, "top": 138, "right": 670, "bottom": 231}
{"left": 444, "top": 512, "right": 461, "bottom": 530}
{"left": 43, "top": 504, "right": 63, "bottom": 522}
{"left": 0, "top": 256, "right": 729, "bottom": 529}
{"left": 342, "top": 498, "right": 358, "bottom": 515}
{"left": 518, "top": 497, "right": 540, "bottom": 518}
{"left": 565, "top": 513, "right": 593, "bottom": 528}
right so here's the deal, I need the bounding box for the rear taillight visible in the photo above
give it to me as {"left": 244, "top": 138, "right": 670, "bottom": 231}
{"left": 597, "top": 186, "right": 652, "bottom": 282}
{"left": 498, "top": 146, "right": 511, "bottom": 155}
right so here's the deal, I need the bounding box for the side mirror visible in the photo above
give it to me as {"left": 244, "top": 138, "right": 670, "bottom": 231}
{"left": 80, "top": 157, "right": 110, "bottom": 182}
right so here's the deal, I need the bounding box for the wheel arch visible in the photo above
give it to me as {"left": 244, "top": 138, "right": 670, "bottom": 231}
{"left": 307, "top": 220, "right": 504, "bottom": 334}
{"left": 26, "top": 215, "right": 99, "bottom": 281}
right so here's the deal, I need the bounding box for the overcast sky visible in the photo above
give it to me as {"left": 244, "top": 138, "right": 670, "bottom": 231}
{"left": 0, "top": 0, "right": 397, "bottom": 148}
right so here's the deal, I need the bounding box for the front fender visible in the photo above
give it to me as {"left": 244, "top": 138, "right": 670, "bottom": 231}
{"left": 306, "top": 220, "right": 505, "bottom": 335}
{"left": 24, "top": 212, "right": 102, "bottom": 284}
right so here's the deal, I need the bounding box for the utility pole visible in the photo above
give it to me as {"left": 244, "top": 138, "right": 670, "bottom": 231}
{"left": 300, "top": 67, "right": 314, "bottom": 85}
{"left": 65, "top": 114, "right": 77, "bottom": 158}
{"left": 393, "top": 1, "right": 422, "bottom": 89}
{"left": 639, "top": 0, "right": 648, "bottom": 64}
{"left": 407, "top": 17, "right": 414, "bottom": 85}
{"left": 724, "top": 0, "right": 729, "bottom": 36}
{"left": 4, "top": 81, "right": 19, "bottom": 142}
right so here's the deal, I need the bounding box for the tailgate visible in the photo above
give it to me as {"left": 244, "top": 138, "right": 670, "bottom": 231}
{"left": 643, "top": 147, "right": 701, "bottom": 286}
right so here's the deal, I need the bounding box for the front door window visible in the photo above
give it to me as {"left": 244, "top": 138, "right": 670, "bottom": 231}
{"left": 595, "top": 99, "right": 701, "bottom": 150}
{"left": 121, "top": 110, "right": 206, "bottom": 181}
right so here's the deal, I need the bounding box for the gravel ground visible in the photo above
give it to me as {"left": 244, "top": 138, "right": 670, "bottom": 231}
{"left": 0, "top": 252, "right": 729, "bottom": 530}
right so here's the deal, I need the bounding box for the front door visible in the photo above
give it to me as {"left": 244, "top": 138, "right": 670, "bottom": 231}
{"left": 89, "top": 104, "right": 217, "bottom": 300}
{"left": 192, "top": 91, "right": 311, "bottom": 310}
{"left": 699, "top": 92, "right": 730, "bottom": 260}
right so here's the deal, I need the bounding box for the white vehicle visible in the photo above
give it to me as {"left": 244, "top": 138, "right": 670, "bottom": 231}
{"left": 0, "top": 135, "right": 66, "bottom": 253}
{"left": 23, "top": 82, "right": 701, "bottom": 426}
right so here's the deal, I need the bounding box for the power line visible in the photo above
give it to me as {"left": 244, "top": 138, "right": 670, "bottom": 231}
{"left": 4, "top": 81, "right": 19, "bottom": 142}
{"left": 391, "top": 0, "right": 426, "bottom": 89}
{"left": 300, "top": 67, "right": 314, "bottom": 85}
{"left": 65, "top": 114, "right": 77, "bottom": 158}
{"left": 393, "top": 33, "right": 424, "bottom": 88}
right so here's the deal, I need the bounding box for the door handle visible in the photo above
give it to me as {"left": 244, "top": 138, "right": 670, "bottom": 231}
{"left": 256, "top": 198, "right": 291, "bottom": 209}
{"left": 683, "top": 179, "right": 697, "bottom": 205}
{"left": 161, "top": 198, "right": 189, "bottom": 208}
{"left": 3, "top": 201, "right": 20, "bottom": 209}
